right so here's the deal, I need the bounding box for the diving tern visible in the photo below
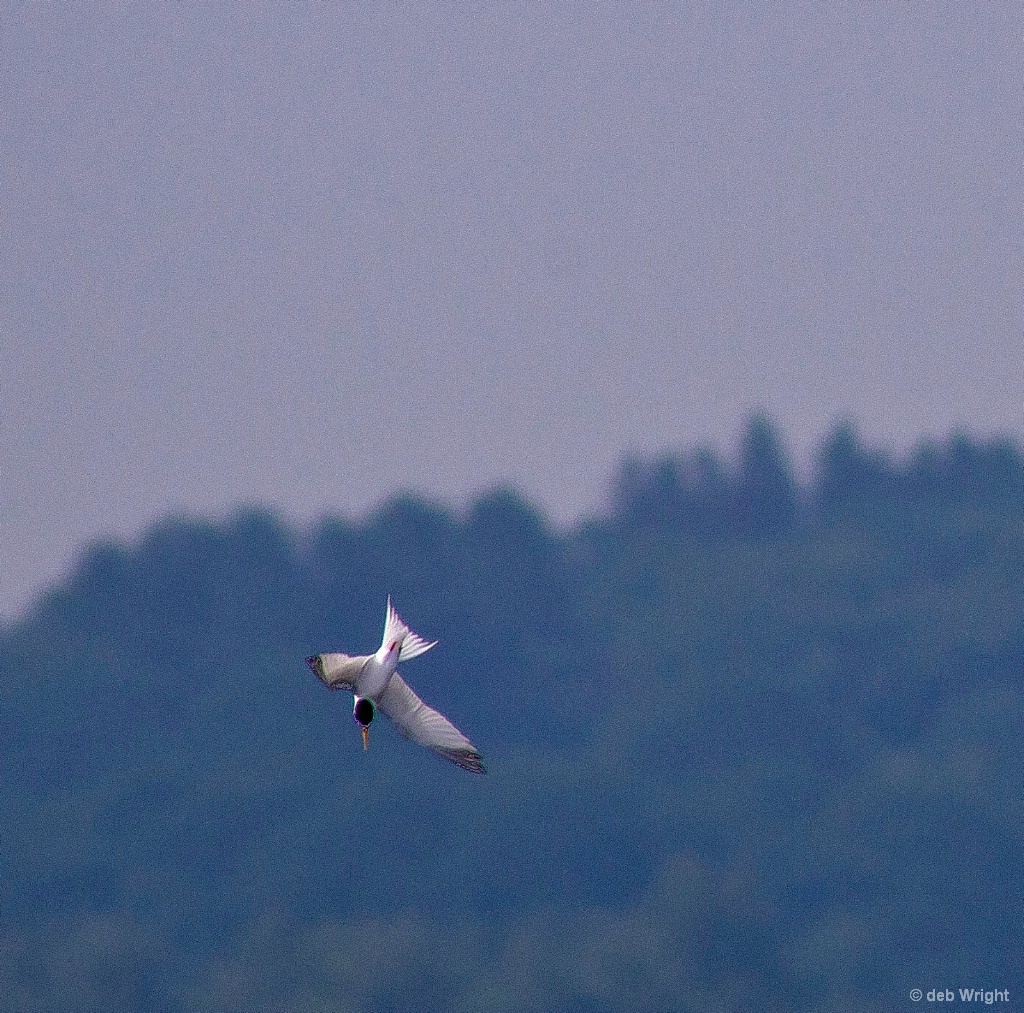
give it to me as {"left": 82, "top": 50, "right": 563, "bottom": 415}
{"left": 306, "top": 598, "right": 485, "bottom": 773}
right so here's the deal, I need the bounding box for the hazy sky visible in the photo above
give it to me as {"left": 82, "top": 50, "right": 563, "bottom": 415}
{"left": 2, "top": 2, "right": 1022, "bottom": 618}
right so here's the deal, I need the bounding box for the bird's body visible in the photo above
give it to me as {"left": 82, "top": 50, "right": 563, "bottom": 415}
{"left": 306, "top": 598, "right": 485, "bottom": 773}
{"left": 356, "top": 642, "right": 399, "bottom": 700}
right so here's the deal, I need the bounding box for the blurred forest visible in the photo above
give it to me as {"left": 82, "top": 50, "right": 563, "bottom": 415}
{"left": 2, "top": 417, "right": 1023, "bottom": 1011}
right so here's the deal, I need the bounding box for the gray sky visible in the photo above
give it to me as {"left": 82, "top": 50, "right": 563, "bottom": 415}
{"left": 2, "top": 2, "right": 1022, "bottom": 619}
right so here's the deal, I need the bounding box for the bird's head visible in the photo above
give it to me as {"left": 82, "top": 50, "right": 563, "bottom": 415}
{"left": 353, "top": 696, "right": 375, "bottom": 750}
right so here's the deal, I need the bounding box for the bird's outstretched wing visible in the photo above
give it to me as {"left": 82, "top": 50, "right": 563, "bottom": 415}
{"left": 306, "top": 653, "right": 371, "bottom": 692}
{"left": 378, "top": 672, "right": 485, "bottom": 773}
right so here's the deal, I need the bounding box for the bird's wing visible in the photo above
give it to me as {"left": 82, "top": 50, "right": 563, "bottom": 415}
{"left": 377, "top": 672, "right": 485, "bottom": 773}
{"left": 307, "top": 653, "right": 371, "bottom": 692}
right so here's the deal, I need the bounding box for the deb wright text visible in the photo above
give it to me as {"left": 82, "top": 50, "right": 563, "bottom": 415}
{"left": 909, "top": 989, "right": 1010, "bottom": 1004}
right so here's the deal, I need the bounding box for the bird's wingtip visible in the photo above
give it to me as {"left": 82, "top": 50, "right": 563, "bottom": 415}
{"left": 444, "top": 748, "right": 486, "bottom": 774}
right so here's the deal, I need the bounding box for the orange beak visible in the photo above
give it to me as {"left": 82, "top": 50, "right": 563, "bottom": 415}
{"left": 361, "top": 725, "right": 369, "bottom": 750}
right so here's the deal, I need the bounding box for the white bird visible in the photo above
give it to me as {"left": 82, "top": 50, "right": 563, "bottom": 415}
{"left": 305, "top": 597, "right": 485, "bottom": 773}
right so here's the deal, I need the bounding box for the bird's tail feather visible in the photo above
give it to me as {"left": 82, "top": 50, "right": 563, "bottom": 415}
{"left": 383, "top": 596, "right": 438, "bottom": 661}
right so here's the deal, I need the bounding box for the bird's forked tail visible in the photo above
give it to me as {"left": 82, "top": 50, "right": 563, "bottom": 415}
{"left": 383, "top": 596, "right": 438, "bottom": 661}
